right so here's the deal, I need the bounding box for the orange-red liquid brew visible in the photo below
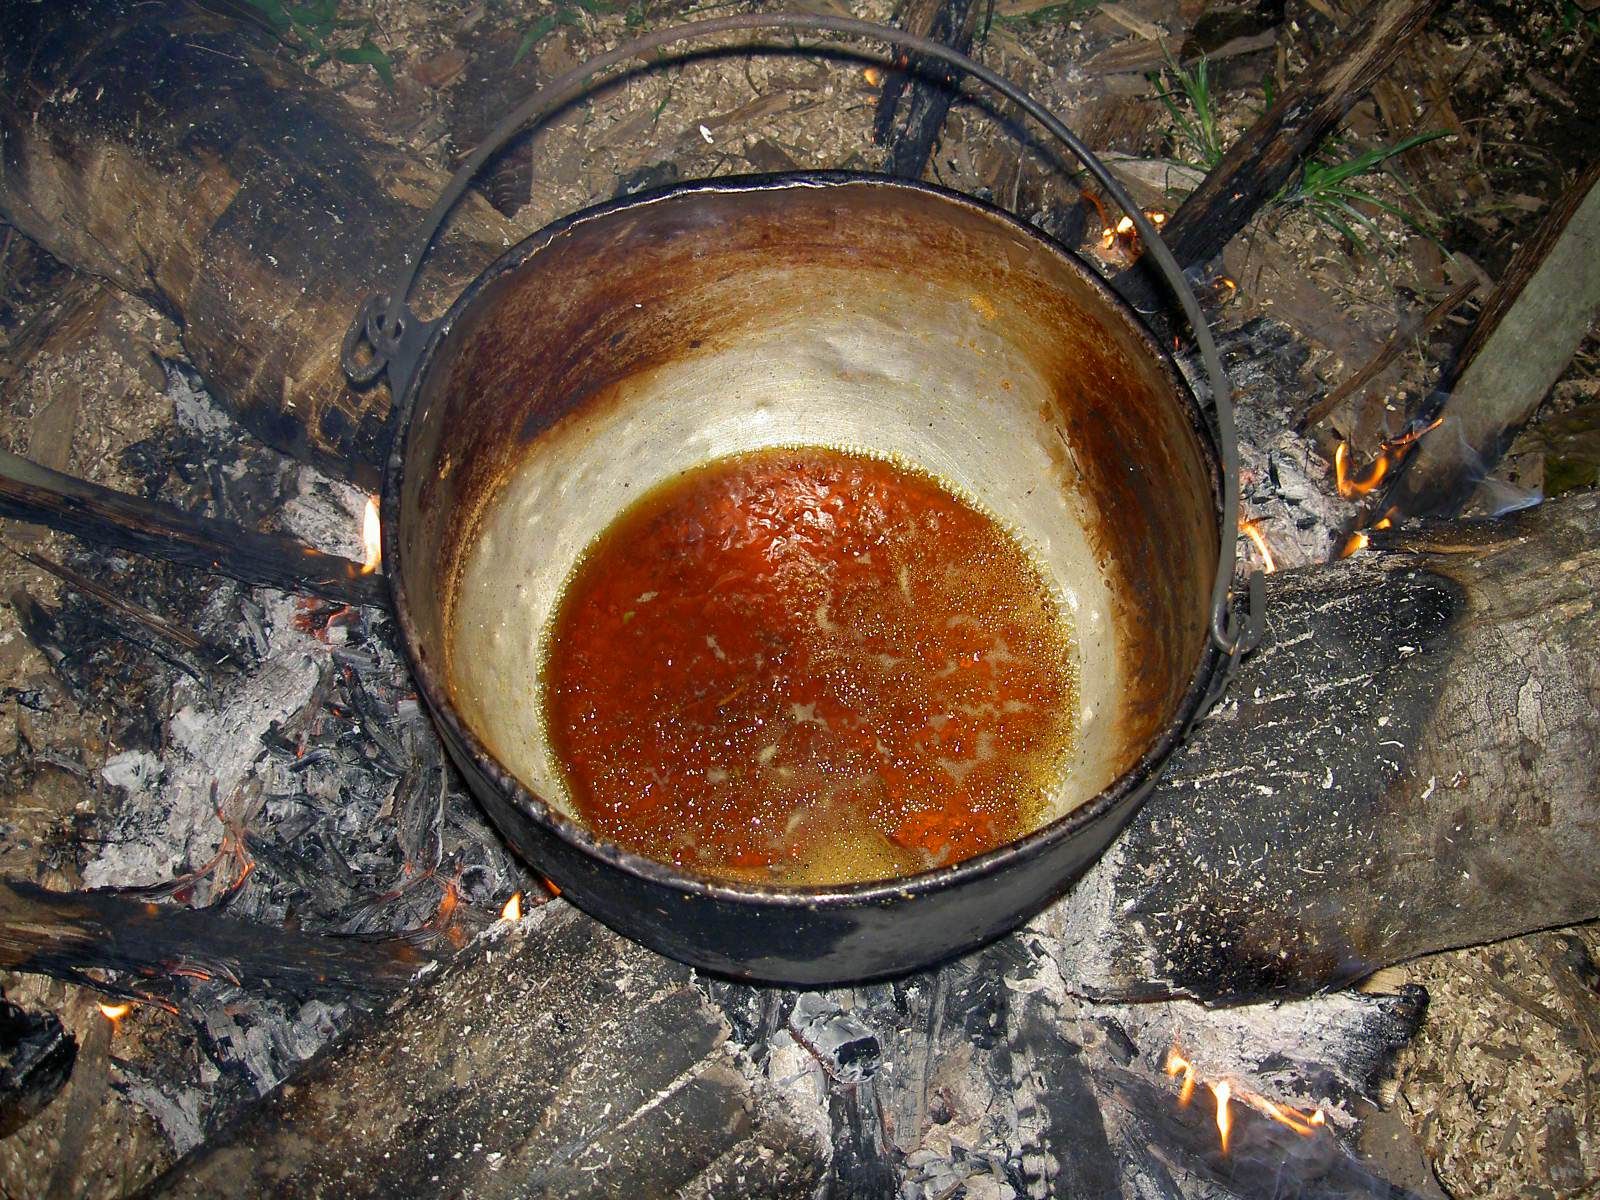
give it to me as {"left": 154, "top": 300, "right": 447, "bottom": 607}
{"left": 542, "top": 448, "right": 1079, "bottom": 884}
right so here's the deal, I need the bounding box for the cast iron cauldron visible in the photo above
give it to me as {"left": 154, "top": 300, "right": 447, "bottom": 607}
{"left": 344, "top": 14, "right": 1262, "bottom": 985}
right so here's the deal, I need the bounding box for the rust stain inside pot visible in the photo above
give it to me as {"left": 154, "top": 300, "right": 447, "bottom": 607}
{"left": 540, "top": 447, "right": 1079, "bottom": 885}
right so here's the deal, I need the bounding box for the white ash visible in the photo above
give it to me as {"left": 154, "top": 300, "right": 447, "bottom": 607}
{"left": 100, "top": 748, "right": 161, "bottom": 793}
{"left": 196, "top": 993, "right": 347, "bottom": 1097}
{"left": 84, "top": 590, "right": 321, "bottom": 892}
{"left": 168, "top": 367, "right": 238, "bottom": 440}
{"left": 717, "top": 922, "right": 1415, "bottom": 1199}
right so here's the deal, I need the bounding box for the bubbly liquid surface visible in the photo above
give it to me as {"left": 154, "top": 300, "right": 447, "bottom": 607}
{"left": 542, "top": 447, "right": 1079, "bottom": 885}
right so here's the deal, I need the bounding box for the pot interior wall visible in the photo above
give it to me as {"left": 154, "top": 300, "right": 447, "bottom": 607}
{"left": 397, "top": 178, "right": 1217, "bottom": 846}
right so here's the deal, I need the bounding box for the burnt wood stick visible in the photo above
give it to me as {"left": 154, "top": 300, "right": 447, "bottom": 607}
{"left": 148, "top": 904, "right": 825, "bottom": 1199}
{"left": 1115, "top": 0, "right": 1439, "bottom": 308}
{"left": 1382, "top": 159, "right": 1600, "bottom": 518}
{"left": 0, "top": 0, "right": 516, "bottom": 488}
{"left": 0, "top": 449, "right": 387, "bottom": 608}
{"left": 873, "top": 0, "right": 984, "bottom": 179}
{"left": 1051, "top": 488, "right": 1600, "bottom": 1002}
{"left": 0, "top": 881, "right": 426, "bottom": 1000}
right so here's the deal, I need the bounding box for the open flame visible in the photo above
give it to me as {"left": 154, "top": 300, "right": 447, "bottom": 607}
{"left": 1240, "top": 519, "right": 1277, "bottom": 573}
{"left": 1165, "top": 1045, "right": 1328, "bottom": 1155}
{"left": 97, "top": 1001, "right": 133, "bottom": 1032}
{"left": 1339, "top": 512, "right": 1393, "bottom": 559}
{"left": 1100, "top": 210, "right": 1168, "bottom": 254}
{"left": 1166, "top": 1048, "right": 1198, "bottom": 1106}
{"left": 1211, "top": 1081, "right": 1233, "bottom": 1153}
{"left": 1333, "top": 441, "right": 1389, "bottom": 498}
{"left": 1332, "top": 417, "right": 1445, "bottom": 558}
{"left": 1333, "top": 417, "right": 1445, "bottom": 502}
{"left": 500, "top": 891, "right": 523, "bottom": 922}
{"left": 360, "top": 496, "right": 381, "bottom": 575}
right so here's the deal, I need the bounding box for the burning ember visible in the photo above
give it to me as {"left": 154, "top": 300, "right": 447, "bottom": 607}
{"left": 359, "top": 496, "right": 381, "bottom": 575}
{"left": 862, "top": 65, "right": 885, "bottom": 87}
{"left": 500, "top": 891, "right": 523, "bottom": 922}
{"left": 1164, "top": 1046, "right": 1328, "bottom": 1155}
{"left": 1240, "top": 518, "right": 1277, "bottom": 573}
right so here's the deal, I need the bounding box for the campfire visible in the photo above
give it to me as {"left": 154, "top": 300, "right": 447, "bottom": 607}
{"left": 1, "top": 0, "right": 1597, "bottom": 1197}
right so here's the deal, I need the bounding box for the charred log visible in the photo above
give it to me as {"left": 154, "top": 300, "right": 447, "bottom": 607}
{"left": 0, "top": 449, "right": 386, "bottom": 608}
{"left": 0, "top": 0, "right": 515, "bottom": 487}
{"left": 1054, "top": 488, "right": 1600, "bottom": 1001}
{"left": 0, "top": 991, "right": 76, "bottom": 1138}
{"left": 873, "top": 0, "right": 984, "bottom": 180}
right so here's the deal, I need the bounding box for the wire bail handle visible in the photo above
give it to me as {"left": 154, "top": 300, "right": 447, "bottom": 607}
{"left": 341, "top": 12, "right": 1264, "bottom": 669}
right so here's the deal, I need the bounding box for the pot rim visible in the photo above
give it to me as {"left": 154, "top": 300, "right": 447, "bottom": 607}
{"left": 382, "top": 170, "right": 1224, "bottom": 908}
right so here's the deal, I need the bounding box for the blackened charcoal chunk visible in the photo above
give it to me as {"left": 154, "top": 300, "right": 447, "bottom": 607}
{"left": 0, "top": 992, "right": 77, "bottom": 1137}
{"left": 787, "top": 993, "right": 881, "bottom": 1084}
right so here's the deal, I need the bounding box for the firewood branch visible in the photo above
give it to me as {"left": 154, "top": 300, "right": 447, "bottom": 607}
{"left": 0, "top": 449, "right": 387, "bottom": 608}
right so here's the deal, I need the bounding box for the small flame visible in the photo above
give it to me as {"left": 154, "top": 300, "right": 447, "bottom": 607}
{"left": 1166, "top": 1043, "right": 1331, "bottom": 1155}
{"left": 1255, "top": 1096, "right": 1328, "bottom": 1136}
{"left": 1215, "top": 276, "right": 1238, "bottom": 300}
{"left": 500, "top": 891, "right": 523, "bottom": 922}
{"left": 360, "top": 497, "right": 381, "bottom": 575}
{"left": 1387, "top": 416, "right": 1444, "bottom": 449}
{"left": 1100, "top": 212, "right": 1164, "bottom": 253}
{"left": 1240, "top": 519, "right": 1277, "bottom": 573}
{"left": 97, "top": 1001, "right": 132, "bottom": 1031}
{"left": 1333, "top": 442, "right": 1389, "bottom": 499}
{"left": 1211, "top": 1081, "right": 1233, "bottom": 1153}
{"left": 1165, "top": 1049, "right": 1198, "bottom": 1107}
{"left": 1333, "top": 418, "right": 1442, "bottom": 504}
{"left": 862, "top": 66, "right": 885, "bottom": 87}
{"left": 1339, "top": 530, "right": 1370, "bottom": 558}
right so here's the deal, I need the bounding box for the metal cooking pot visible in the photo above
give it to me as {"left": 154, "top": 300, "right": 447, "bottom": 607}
{"left": 344, "top": 14, "right": 1262, "bottom": 985}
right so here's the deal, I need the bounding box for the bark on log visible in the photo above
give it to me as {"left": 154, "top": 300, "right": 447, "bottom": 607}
{"left": 148, "top": 904, "right": 825, "bottom": 1199}
{"left": 1116, "top": 0, "right": 1439, "bottom": 308}
{"left": 1383, "top": 159, "right": 1600, "bottom": 518}
{"left": 0, "top": 449, "right": 387, "bottom": 608}
{"left": 0, "top": 881, "right": 425, "bottom": 1001}
{"left": 1052, "top": 488, "right": 1600, "bottom": 1001}
{"left": 0, "top": 0, "right": 516, "bottom": 488}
